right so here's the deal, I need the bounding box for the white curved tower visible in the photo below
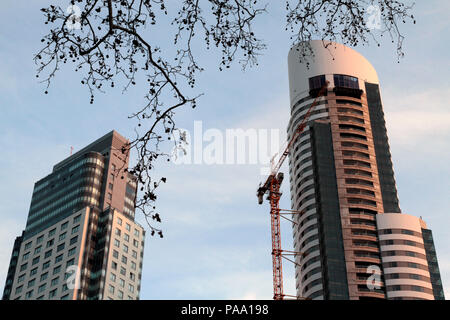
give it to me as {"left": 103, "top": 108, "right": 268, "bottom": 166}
{"left": 377, "top": 214, "right": 435, "bottom": 300}
{"left": 287, "top": 41, "right": 443, "bottom": 300}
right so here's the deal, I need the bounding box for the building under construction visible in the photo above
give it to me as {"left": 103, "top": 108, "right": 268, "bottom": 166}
{"left": 258, "top": 40, "right": 444, "bottom": 300}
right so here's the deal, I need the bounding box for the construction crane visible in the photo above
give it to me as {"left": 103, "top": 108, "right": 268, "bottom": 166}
{"left": 256, "top": 81, "right": 329, "bottom": 300}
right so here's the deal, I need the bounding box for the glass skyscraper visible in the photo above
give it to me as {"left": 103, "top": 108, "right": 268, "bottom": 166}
{"left": 287, "top": 41, "right": 444, "bottom": 300}
{"left": 2, "top": 131, "right": 145, "bottom": 300}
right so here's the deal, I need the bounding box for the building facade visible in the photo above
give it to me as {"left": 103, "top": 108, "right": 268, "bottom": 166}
{"left": 2, "top": 131, "right": 145, "bottom": 300}
{"left": 287, "top": 41, "right": 444, "bottom": 300}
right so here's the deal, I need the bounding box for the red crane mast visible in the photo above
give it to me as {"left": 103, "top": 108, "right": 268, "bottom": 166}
{"left": 257, "top": 81, "right": 329, "bottom": 300}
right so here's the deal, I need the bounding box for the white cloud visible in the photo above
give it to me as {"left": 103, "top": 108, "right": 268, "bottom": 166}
{"left": 383, "top": 86, "right": 450, "bottom": 152}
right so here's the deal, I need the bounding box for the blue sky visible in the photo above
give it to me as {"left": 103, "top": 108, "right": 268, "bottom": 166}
{"left": 0, "top": 1, "right": 449, "bottom": 299}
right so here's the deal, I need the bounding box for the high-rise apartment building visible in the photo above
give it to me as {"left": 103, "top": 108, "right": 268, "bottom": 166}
{"left": 287, "top": 41, "right": 444, "bottom": 300}
{"left": 2, "top": 131, "right": 145, "bottom": 300}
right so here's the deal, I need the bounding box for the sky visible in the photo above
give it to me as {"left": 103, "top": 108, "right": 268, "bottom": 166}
{"left": 0, "top": 1, "right": 449, "bottom": 300}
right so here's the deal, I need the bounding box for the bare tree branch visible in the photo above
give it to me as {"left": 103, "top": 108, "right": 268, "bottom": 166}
{"left": 35, "top": 0, "right": 414, "bottom": 237}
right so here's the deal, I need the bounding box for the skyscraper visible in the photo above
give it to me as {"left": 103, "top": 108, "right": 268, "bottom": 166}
{"left": 2, "top": 131, "right": 145, "bottom": 300}
{"left": 287, "top": 41, "right": 444, "bottom": 300}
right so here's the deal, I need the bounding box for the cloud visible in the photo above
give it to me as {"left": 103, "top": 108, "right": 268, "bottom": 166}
{"left": 382, "top": 86, "right": 450, "bottom": 160}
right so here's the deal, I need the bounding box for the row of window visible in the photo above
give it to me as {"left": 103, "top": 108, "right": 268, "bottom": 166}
{"left": 31, "top": 167, "right": 102, "bottom": 207}
{"left": 24, "top": 219, "right": 81, "bottom": 250}
{"left": 16, "top": 281, "right": 72, "bottom": 300}
{"left": 17, "top": 257, "right": 76, "bottom": 287}
{"left": 25, "top": 197, "right": 91, "bottom": 232}
{"left": 379, "top": 229, "right": 421, "bottom": 237}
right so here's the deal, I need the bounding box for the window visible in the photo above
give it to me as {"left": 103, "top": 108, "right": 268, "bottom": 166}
{"left": 51, "top": 277, "right": 59, "bottom": 286}
{"left": 42, "top": 261, "right": 50, "bottom": 270}
{"left": 111, "top": 164, "right": 116, "bottom": 172}
{"left": 128, "top": 284, "right": 134, "bottom": 293}
{"left": 117, "top": 217, "right": 122, "bottom": 226}
{"left": 38, "top": 283, "right": 46, "bottom": 293}
{"left": 22, "top": 252, "right": 30, "bottom": 261}
{"left": 112, "top": 261, "right": 118, "bottom": 270}
{"left": 333, "top": 74, "right": 359, "bottom": 89}
{"left": 62, "top": 284, "right": 68, "bottom": 292}
{"left": 61, "top": 294, "right": 69, "bottom": 300}
{"left": 119, "top": 278, "right": 125, "bottom": 288}
{"left": 108, "top": 183, "right": 113, "bottom": 190}
{"left": 123, "top": 244, "right": 128, "bottom": 253}
{"left": 30, "top": 267, "right": 38, "bottom": 277}
{"left": 27, "top": 278, "right": 35, "bottom": 288}
{"left": 66, "top": 258, "right": 75, "bottom": 267}
{"left": 73, "top": 214, "right": 81, "bottom": 224}
{"left": 34, "top": 246, "right": 42, "bottom": 255}
{"left": 49, "top": 288, "right": 57, "bottom": 298}
{"left": 130, "top": 272, "right": 135, "bottom": 281}
{"left": 402, "top": 229, "right": 414, "bottom": 235}
{"left": 53, "top": 265, "right": 61, "bottom": 275}
{"left": 118, "top": 290, "right": 123, "bottom": 299}
{"left": 61, "top": 221, "right": 68, "bottom": 230}
{"left": 70, "top": 236, "right": 78, "bottom": 245}
{"left": 113, "top": 250, "right": 119, "bottom": 259}
{"left": 24, "top": 241, "right": 32, "bottom": 250}
{"left": 32, "top": 256, "right": 40, "bottom": 265}
{"left": 48, "top": 228, "right": 56, "bottom": 237}
{"left": 122, "top": 256, "right": 127, "bottom": 264}
{"left": 72, "top": 225, "right": 80, "bottom": 234}
{"left": 388, "top": 262, "right": 398, "bottom": 268}
{"left": 55, "top": 254, "right": 63, "bottom": 263}
{"left": 109, "top": 285, "right": 115, "bottom": 294}
{"left": 15, "top": 285, "right": 23, "bottom": 294}
{"left": 25, "top": 290, "right": 33, "bottom": 299}
{"left": 120, "top": 267, "right": 126, "bottom": 276}
{"left": 44, "top": 250, "right": 52, "bottom": 259}
{"left": 110, "top": 173, "right": 115, "bottom": 182}
{"left": 57, "top": 243, "right": 65, "bottom": 252}
{"left": 46, "top": 239, "right": 54, "bottom": 248}
{"left": 308, "top": 74, "right": 327, "bottom": 90}
{"left": 107, "top": 193, "right": 112, "bottom": 200}
{"left": 59, "top": 232, "right": 66, "bottom": 241}
{"left": 124, "top": 234, "right": 130, "bottom": 242}
{"left": 133, "top": 240, "right": 139, "bottom": 248}
{"left": 131, "top": 262, "right": 136, "bottom": 270}
{"left": 40, "top": 272, "right": 48, "bottom": 282}
{"left": 115, "top": 228, "right": 121, "bottom": 236}
{"left": 114, "top": 239, "right": 120, "bottom": 248}
{"left": 126, "top": 223, "right": 131, "bottom": 231}
{"left": 18, "top": 274, "right": 25, "bottom": 283}
{"left": 20, "top": 263, "right": 28, "bottom": 272}
{"left": 132, "top": 250, "right": 137, "bottom": 259}
{"left": 68, "top": 247, "right": 76, "bottom": 257}
{"left": 36, "top": 235, "right": 44, "bottom": 244}
{"left": 134, "top": 229, "right": 140, "bottom": 237}
{"left": 110, "top": 273, "right": 116, "bottom": 282}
